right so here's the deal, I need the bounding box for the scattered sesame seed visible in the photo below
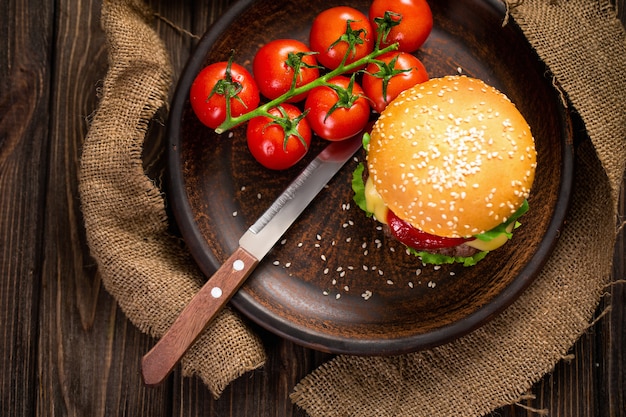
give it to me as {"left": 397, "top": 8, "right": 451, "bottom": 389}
{"left": 232, "top": 211, "right": 238, "bottom": 217}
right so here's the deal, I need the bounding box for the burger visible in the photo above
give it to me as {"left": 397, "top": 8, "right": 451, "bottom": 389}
{"left": 353, "top": 75, "right": 537, "bottom": 266}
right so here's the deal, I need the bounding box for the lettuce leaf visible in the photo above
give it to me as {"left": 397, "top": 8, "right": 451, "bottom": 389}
{"left": 408, "top": 248, "right": 489, "bottom": 267}
{"left": 361, "top": 132, "right": 370, "bottom": 151}
{"left": 352, "top": 162, "right": 372, "bottom": 216}
{"left": 474, "top": 199, "right": 529, "bottom": 242}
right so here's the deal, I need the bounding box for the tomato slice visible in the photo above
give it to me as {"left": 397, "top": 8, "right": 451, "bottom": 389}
{"left": 386, "top": 210, "right": 472, "bottom": 249}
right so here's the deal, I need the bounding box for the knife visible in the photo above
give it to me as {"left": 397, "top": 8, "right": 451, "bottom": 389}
{"left": 141, "top": 132, "right": 363, "bottom": 386}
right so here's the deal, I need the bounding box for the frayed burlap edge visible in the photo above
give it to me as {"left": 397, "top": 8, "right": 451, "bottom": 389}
{"left": 78, "top": 0, "right": 265, "bottom": 397}
{"left": 291, "top": 0, "right": 626, "bottom": 416}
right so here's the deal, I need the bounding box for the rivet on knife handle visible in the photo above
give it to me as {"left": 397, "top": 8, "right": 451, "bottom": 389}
{"left": 140, "top": 247, "right": 258, "bottom": 387}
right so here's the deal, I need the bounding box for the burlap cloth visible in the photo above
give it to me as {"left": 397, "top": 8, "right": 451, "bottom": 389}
{"left": 79, "top": 0, "right": 626, "bottom": 414}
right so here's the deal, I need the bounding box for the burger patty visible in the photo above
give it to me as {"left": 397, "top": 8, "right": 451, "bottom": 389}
{"left": 430, "top": 243, "right": 480, "bottom": 258}
{"left": 381, "top": 224, "right": 481, "bottom": 258}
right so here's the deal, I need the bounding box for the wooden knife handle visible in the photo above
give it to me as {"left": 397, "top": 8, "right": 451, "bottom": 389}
{"left": 140, "top": 246, "right": 259, "bottom": 387}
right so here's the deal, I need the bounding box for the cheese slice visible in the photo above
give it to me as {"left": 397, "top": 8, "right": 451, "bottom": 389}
{"left": 465, "top": 222, "right": 515, "bottom": 251}
{"left": 365, "top": 176, "right": 389, "bottom": 224}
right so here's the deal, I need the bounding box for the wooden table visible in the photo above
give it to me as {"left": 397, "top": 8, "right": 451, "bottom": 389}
{"left": 2, "top": 0, "right": 624, "bottom": 415}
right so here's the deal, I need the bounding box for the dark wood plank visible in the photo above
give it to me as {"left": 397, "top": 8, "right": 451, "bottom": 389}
{"left": 0, "top": 0, "right": 54, "bottom": 416}
{"left": 35, "top": 0, "right": 172, "bottom": 415}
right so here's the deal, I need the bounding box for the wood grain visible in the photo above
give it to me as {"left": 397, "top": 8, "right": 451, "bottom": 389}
{"left": 0, "top": 0, "right": 53, "bottom": 415}
{"left": 0, "top": 0, "right": 623, "bottom": 416}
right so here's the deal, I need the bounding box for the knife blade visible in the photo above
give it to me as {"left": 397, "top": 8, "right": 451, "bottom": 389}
{"left": 141, "top": 132, "right": 363, "bottom": 387}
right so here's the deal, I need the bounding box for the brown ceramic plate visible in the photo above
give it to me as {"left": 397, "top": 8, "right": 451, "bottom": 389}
{"left": 167, "top": 0, "right": 574, "bottom": 355}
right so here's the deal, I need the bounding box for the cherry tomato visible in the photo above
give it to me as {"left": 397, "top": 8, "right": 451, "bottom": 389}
{"left": 309, "top": 6, "right": 375, "bottom": 71}
{"left": 369, "top": 0, "right": 433, "bottom": 53}
{"left": 246, "top": 104, "right": 312, "bottom": 170}
{"left": 304, "top": 76, "right": 370, "bottom": 141}
{"left": 189, "top": 60, "right": 260, "bottom": 129}
{"left": 387, "top": 210, "right": 472, "bottom": 249}
{"left": 253, "top": 39, "right": 320, "bottom": 103}
{"left": 362, "top": 51, "right": 429, "bottom": 113}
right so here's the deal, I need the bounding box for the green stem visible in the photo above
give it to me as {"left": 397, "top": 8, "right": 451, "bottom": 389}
{"left": 214, "top": 42, "right": 399, "bottom": 134}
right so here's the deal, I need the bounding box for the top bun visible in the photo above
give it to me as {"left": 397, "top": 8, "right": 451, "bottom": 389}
{"left": 367, "top": 75, "right": 536, "bottom": 238}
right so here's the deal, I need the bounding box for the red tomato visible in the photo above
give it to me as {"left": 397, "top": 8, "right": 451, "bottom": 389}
{"left": 304, "top": 76, "right": 370, "bottom": 141}
{"left": 253, "top": 39, "right": 320, "bottom": 102}
{"left": 362, "top": 51, "right": 429, "bottom": 113}
{"left": 369, "top": 0, "right": 433, "bottom": 53}
{"left": 246, "top": 104, "right": 312, "bottom": 170}
{"left": 189, "top": 60, "right": 260, "bottom": 129}
{"left": 387, "top": 210, "right": 472, "bottom": 249}
{"left": 309, "top": 6, "right": 375, "bottom": 71}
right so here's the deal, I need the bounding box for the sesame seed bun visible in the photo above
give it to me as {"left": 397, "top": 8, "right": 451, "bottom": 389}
{"left": 367, "top": 75, "right": 537, "bottom": 238}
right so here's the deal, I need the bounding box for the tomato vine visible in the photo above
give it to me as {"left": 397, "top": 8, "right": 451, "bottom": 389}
{"left": 213, "top": 19, "right": 400, "bottom": 135}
